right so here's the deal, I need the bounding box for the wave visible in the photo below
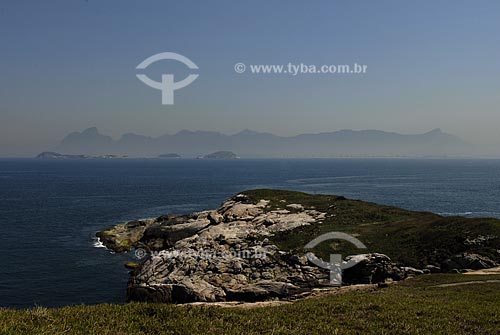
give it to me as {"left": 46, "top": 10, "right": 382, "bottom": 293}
{"left": 92, "top": 237, "right": 106, "bottom": 249}
{"left": 438, "top": 211, "right": 500, "bottom": 217}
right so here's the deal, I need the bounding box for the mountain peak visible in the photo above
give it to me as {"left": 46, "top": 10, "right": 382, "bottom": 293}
{"left": 175, "top": 129, "right": 194, "bottom": 136}
{"left": 60, "top": 127, "right": 113, "bottom": 149}
{"left": 234, "top": 129, "right": 260, "bottom": 136}
{"left": 81, "top": 127, "right": 100, "bottom": 135}
{"left": 426, "top": 128, "right": 443, "bottom": 135}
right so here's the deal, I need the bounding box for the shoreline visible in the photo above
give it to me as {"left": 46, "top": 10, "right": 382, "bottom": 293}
{"left": 96, "top": 189, "right": 500, "bottom": 305}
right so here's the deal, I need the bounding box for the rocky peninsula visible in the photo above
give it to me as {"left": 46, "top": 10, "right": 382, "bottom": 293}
{"left": 97, "top": 189, "right": 500, "bottom": 304}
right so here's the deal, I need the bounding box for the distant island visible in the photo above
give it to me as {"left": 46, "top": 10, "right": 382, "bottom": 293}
{"left": 157, "top": 153, "right": 181, "bottom": 159}
{"left": 200, "top": 151, "right": 239, "bottom": 160}
{"left": 42, "top": 126, "right": 478, "bottom": 158}
{"left": 36, "top": 152, "right": 89, "bottom": 159}
{"left": 36, "top": 151, "right": 127, "bottom": 160}
{"left": 36, "top": 151, "right": 243, "bottom": 160}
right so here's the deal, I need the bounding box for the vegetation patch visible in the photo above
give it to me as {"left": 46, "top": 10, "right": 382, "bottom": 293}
{"left": 1, "top": 274, "right": 499, "bottom": 335}
{"left": 242, "top": 189, "right": 500, "bottom": 267}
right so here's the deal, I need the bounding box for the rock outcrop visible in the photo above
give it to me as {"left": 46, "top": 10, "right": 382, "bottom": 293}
{"left": 98, "top": 193, "right": 420, "bottom": 304}
{"left": 97, "top": 190, "right": 500, "bottom": 304}
{"left": 96, "top": 219, "right": 155, "bottom": 252}
{"left": 125, "top": 195, "right": 331, "bottom": 303}
{"left": 441, "top": 253, "right": 499, "bottom": 272}
{"left": 342, "top": 253, "right": 405, "bottom": 285}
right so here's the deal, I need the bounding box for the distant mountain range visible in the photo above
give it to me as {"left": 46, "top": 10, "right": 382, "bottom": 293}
{"left": 53, "top": 127, "right": 472, "bottom": 158}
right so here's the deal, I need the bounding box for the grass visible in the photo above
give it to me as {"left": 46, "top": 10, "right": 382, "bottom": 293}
{"left": 1, "top": 274, "right": 499, "bottom": 334}
{"left": 242, "top": 189, "right": 500, "bottom": 267}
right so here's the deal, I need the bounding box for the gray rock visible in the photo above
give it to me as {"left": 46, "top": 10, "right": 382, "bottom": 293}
{"left": 441, "top": 253, "right": 498, "bottom": 272}
{"left": 123, "top": 196, "right": 329, "bottom": 303}
{"left": 342, "top": 253, "right": 405, "bottom": 285}
{"left": 140, "top": 216, "right": 211, "bottom": 250}
{"left": 208, "top": 211, "right": 224, "bottom": 224}
{"left": 286, "top": 204, "right": 304, "bottom": 211}
{"left": 96, "top": 219, "right": 155, "bottom": 252}
{"left": 403, "top": 267, "right": 425, "bottom": 276}
{"left": 261, "top": 272, "right": 274, "bottom": 280}
{"left": 425, "top": 264, "right": 441, "bottom": 273}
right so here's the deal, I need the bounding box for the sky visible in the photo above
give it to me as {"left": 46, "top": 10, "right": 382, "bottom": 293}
{"left": 1, "top": 0, "right": 500, "bottom": 155}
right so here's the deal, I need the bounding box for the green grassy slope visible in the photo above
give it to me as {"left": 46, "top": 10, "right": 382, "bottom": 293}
{"left": 242, "top": 189, "right": 500, "bottom": 267}
{"left": 1, "top": 274, "right": 499, "bottom": 335}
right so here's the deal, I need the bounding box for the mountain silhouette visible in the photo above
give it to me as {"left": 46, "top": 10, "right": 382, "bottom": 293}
{"left": 55, "top": 127, "right": 470, "bottom": 158}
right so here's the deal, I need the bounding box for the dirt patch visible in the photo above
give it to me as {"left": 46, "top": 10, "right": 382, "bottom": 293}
{"left": 181, "top": 284, "right": 380, "bottom": 309}
{"left": 433, "top": 279, "right": 500, "bottom": 288}
{"left": 463, "top": 266, "right": 500, "bottom": 275}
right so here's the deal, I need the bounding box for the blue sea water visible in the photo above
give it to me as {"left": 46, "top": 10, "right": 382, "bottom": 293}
{"left": 1, "top": 158, "right": 500, "bottom": 308}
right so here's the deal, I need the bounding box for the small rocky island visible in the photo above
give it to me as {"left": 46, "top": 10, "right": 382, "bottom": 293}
{"left": 36, "top": 151, "right": 89, "bottom": 159}
{"left": 157, "top": 153, "right": 181, "bottom": 159}
{"left": 36, "top": 151, "right": 127, "bottom": 159}
{"left": 201, "top": 151, "right": 239, "bottom": 159}
{"left": 97, "top": 190, "right": 500, "bottom": 304}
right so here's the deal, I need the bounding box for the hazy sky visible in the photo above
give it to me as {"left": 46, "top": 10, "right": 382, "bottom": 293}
{"left": 1, "top": 0, "right": 500, "bottom": 155}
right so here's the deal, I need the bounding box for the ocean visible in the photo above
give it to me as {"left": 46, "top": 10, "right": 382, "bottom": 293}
{"left": 1, "top": 158, "right": 500, "bottom": 308}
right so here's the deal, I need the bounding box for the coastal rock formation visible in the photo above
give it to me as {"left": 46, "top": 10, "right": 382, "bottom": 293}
{"left": 125, "top": 194, "right": 332, "bottom": 303}
{"left": 97, "top": 219, "right": 155, "bottom": 252}
{"left": 98, "top": 194, "right": 412, "bottom": 304}
{"left": 97, "top": 190, "right": 500, "bottom": 304}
